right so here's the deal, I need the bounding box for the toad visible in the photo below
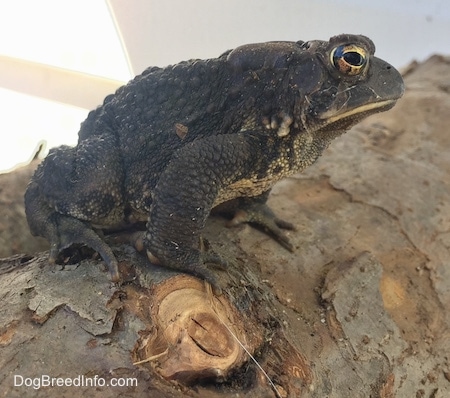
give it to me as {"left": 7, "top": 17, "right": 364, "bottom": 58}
{"left": 25, "top": 34, "right": 404, "bottom": 285}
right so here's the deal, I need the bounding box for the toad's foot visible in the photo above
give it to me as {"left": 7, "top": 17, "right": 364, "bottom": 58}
{"left": 227, "top": 202, "right": 295, "bottom": 252}
{"left": 46, "top": 215, "right": 120, "bottom": 282}
{"left": 145, "top": 247, "right": 226, "bottom": 295}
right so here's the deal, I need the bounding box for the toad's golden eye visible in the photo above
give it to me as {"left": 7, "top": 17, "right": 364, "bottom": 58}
{"left": 331, "top": 44, "right": 368, "bottom": 76}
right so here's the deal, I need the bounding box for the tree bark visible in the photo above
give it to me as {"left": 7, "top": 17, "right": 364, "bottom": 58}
{"left": 1, "top": 56, "right": 450, "bottom": 397}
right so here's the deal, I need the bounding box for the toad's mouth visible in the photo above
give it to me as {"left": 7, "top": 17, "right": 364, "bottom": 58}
{"left": 319, "top": 99, "right": 398, "bottom": 125}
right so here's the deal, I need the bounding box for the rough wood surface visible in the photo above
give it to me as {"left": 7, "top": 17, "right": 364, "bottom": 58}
{"left": 1, "top": 55, "right": 449, "bottom": 397}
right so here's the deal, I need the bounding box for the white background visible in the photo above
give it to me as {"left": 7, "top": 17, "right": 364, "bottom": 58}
{"left": 0, "top": 0, "right": 449, "bottom": 172}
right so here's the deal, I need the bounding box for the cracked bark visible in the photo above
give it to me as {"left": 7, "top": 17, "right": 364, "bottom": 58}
{"left": 1, "top": 55, "right": 450, "bottom": 397}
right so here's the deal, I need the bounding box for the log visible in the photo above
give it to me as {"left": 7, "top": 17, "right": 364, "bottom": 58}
{"left": 1, "top": 55, "right": 450, "bottom": 397}
{"left": 131, "top": 266, "right": 263, "bottom": 383}
{"left": 0, "top": 242, "right": 311, "bottom": 397}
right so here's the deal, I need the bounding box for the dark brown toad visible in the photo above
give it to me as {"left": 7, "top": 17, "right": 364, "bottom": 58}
{"left": 25, "top": 34, "right": 404, "bottom": 286}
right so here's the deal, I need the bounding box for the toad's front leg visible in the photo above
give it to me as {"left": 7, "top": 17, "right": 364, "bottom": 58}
{"left": 224, "top": 190, "right": 296, "bottom": 252}
{"left": 144, "top": 133, "right": 258, "bottom": 286}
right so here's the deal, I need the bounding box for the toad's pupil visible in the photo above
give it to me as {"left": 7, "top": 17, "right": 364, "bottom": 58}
{"left": 344, "top": 52, "right": 364, "bottom": 66}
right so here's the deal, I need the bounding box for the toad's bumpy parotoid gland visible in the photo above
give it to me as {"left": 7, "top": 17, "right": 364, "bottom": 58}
{"left": 25, "top": 34, "right": 404, "bottom": 286}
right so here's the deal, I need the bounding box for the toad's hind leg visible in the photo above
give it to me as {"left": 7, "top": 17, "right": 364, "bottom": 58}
{"left": 25, "top": 187, "right": 120, "bottom": 281}
{"left": 25, "top": 138, "right": 125, "bottom": 282}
